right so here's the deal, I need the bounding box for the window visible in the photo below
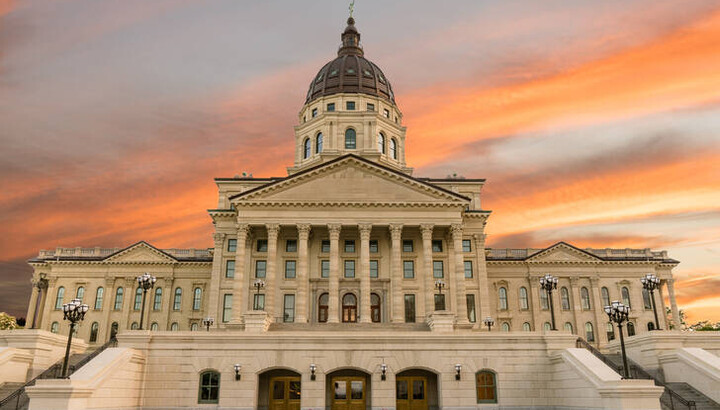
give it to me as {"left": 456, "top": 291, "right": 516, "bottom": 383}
{"left": 131, "top": 322, "right": 139, "bottom": 330}
{"left": 89, "top": 322, "right": 99, "bottom": 342}
{"left": 345, "top": 128, "right": 356, "bottom": 149}
{"left": 544, "top": 322, "right": 552, "bottom": 331}
{"left": 390, "top": 138, "right": 397, "bottom": 160}
{"left": 585, "top": 322, "right": 595, "bottom": 342}
{"left": 254, "top": 294, "right": 265, "bottom": 311}
{"left": 76, "top": 286, "right": 85, "bottom": 301}
{"left": 467, "top": 294, "right": 476, "bottom": 322}
{"left": 378, "top": 133, "right": 385, "bottom": 154}
{"left": 55, "top": 287, "right": 65, "bottom": 309}
{"left": 150, "top": 322, "right": 159, "bottom": 331}
{"left": 601, "top": 287, "right": 610, "bottom": 307}
{"left": 321, "top": 260, "right": 330, "bottom": 278}
{"left": 523, "top": 322, "right": 531, "bottom": 331}
{"left": 370, "top": 260, "right": 379, "bottom": 278}
{"left": 283, "top": 294, "right": 295, "bottom": 323}
{"left": 432, "top": 240, "right": 443, "bottom": 252}
{"left": 369, "top": 240, "right": 378, "bottom": 253}
{"left": 198, "top": 371, "right": 220, "bottom": 404}
{"left": 327, "top": 103, "right": 335, "bottom": 112}
{"left": 114, "top": 287, "right": 123, "bottom": 310}
{"left": 344, "top": 260, "right": 355, "bottom": 278}
{"left": 346, "top": 101, "right": 355, "bottom": 110}
{"left": 627, "top": 322, "right": 636, "bottom": 336}
{"left": 316, "top": 132, "right": 323, "bottom": 153}
{"left": 311, "top": 108, "right": 318, "bottom": 118}
{"left": 171, "top": 322, "right": 179, "bottom": 331}
{"left": 285, "top": 260, "right": 296, "bottom": 278}
{"left": 648, "top": 322, "right": 655, "bottom": 331}
{"left": 642, "top": 288, "right": 652, "bottom": 310}
{"left": 540, "top": 288, "right": 549, "bottom": 310}
{"left": 367, "top": 103, "right": 375, "bottom": 111}
{"left": 134, "top": 287, "right": 142, "bottom": 310}
{"left": 318, "top": 293, "right": 329, "bottom": 323}
{"left": 404, "top": 294, "right": 416, "bottom": 323}
{"left": 227, "top": 239, "right": 237, "bottom": 252}
{"left": 581, "top": 287, "right": 591, "bottom": 310}
{"left": 622, "top": 286, "right": 631, "bottom": 307}
{"left": 383, "top": 108, "right": 390, "bottom": 118}
{"left": 321, "top": 240, "right": 330, "bottom": 253}
{"left": 191, "top": 323, "right": 199, "bottom": 331}
{"left": 193, "top": 287, "right": 202, "bottom": 310}
{"left": 501, "top": 322, "right": 510, "bottom": 332}
{"left": 342, "top": 293, "right": 357, "bottom": 323}
{"left": 153, "top": 288, "right": 162, "bottom": 310}
{"left": 173, "top": 287, "right": 182, "bottom": 310}
{"left": 499, "top": 287, "right": 508, "bottom": 310}
{"left": 94, "top": 287, "right": 104, "bottom": 310}
{"left": 344, "top": 240, "right": 355, "bottom": 253}
{"left": 225, "top": 260, "right": 235, "bottom": 278}
{"left": 303, "top": 138, "right": 311, "bottom": 159}
{"left": 222, "top": 294, "right": 232, "bottom": 322}
{"left": 402, "top": 240, "right": 413, "bottom": 252}
{"left": 257, "top": 239, "right": 268, "bottom": 252}
{"left": 565, "top": 322, "right": 574, "bottom": 333}
{"left": 434, "top": 294, "right": 446, "bottom": 311}
{"left": 464, "top": 261, "right": 474, "bottom": 278}
{"left": 255, "top": 260, "right": 267, "bottom": 278}
{"left": 561, "top": 287, "right": 570, "bottom": 310}
{"left": 433, "top": 261, "right": 444, "bottom": 278}
{"left": 606, "top": 322, "right": 615, "bottom": 341}
{"left": 50, "top": 322, "right": 59, "bottom": 333}
{"left": 476, "top": 371, "right": 497, "bottom": 403}
{"left": 403, "top": 261, "right": 415, "bottom": 278}
{"left": 286, "top": 240, "right": 297, "bottom": 252}
{"left": 371, "top": 293, "right": 381, "bottom": 323}
{"left": 519, "top": 287, "right": 529, "bottom": 310}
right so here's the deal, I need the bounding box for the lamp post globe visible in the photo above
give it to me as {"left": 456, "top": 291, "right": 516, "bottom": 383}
{"left": 202, "top": 317, "right": 214, "bottom": 332}
{"left": 539, "top": 274, "right": 558, "bottom": 330}
{"left": 482, "top": 316, "right": 495, "bottom": 332}
{"left": 61, "top": 298, "right": 89, "bottom": 378}
{"left": 640, "top": 273, "right": 662, "bottom": 330}
{"left": 605, "top": 300, "right": 631, "bottom": 379}
{"left": 136, "top": 273, "right": 156, "bottom": 330}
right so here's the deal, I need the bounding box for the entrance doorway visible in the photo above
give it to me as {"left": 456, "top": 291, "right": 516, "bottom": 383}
{"left": 396, "top": 369, "right": 439, "bottom": 410}
{"left": 269, "top": 377, "right": 301, "bottom": 410}
{"left": 326, "top": 369, "right": 371, "bottom": 410}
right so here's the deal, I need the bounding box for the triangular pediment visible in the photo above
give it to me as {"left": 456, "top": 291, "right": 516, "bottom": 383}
{"left": 103, "top": 241, "right": 177, "bottom": 263}
{"left": 231, "top": 155, "right": 469, "bottom": 205}
{"left": 526, "top": 242, "right": 602, "bottom": 263}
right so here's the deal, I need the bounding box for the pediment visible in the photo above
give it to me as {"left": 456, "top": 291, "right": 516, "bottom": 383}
{"left": 526, "top": 242, "right": 601, "bottom": 263}
{"left": 104, "top": 242, "right": 177, "bottom": 264}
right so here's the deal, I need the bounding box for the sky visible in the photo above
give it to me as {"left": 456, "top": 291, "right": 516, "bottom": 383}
{"left": 1, "top": 0, "right": 719, "bottom": 323}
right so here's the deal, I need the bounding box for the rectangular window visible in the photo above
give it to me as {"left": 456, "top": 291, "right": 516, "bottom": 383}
{"left": 344, "top": 240, "right": 355, "bottom": 253}
{"left": 327, "top": 103, "right": 335, "bottom": 112}
{"left": 227, "top": 239, "right": 237, "bottom": 252}
{"left": 402, "top": 240, "right": 413, "bottom": 252}
{"left": 321, "top": 240, "right": 330, "bottom": 253}
{"left": 253, "top": 294, "right": 265, "bottom": 311}
{"left": 225, "top": 260, "right": 235, "bottom": 278}
{"left": 462, "top": 239, "right": 471, "bottom": 252}
{"left": 255, "top": 260, "right": 267, "bottom": 278}
{"left": 467, "top": 294, "right": 477, "bottom": 322}
{"left": 285, "top": 260, "right": 296, "bottom": 278}
{"left": 370, "top": 260, "right": 379, "bottom": 278}
{"left": 432, "top": 240, "right": 443, "bottom": 252}
{"left": 283, "top": 294, "right": 295, "bottom": 323}
{"left": 433, "top": 261, "right": 444, "bottom": 278}
{"left": 346, "top": 101, "right": 355, "bottom": 110}
{"left": 321, "top": 260, "right": 330, "bottom": 278}
{"left": 286, "top": 240, "right": 297, "bottom": 252}
{"left": 367, "top": 103, "right": 375, "bottom": 111}
{"left": 344, "top": 260, "right": 355, "bottom": 278}
{"left": 404, "top": 294, "right": 416, "bottom": 323}
{"left": 434, "top": 294, "right": 446, "bottom": 311}
{"left": 464, "top": 261, "right": 473, "bottom": 278}
{"left": 403, "top": 261, "right": 415, "bottom": 278}
{"left": 257, "top": 239, "right": 268, "bottom": 252}
{"left": 383, "top": 108, "right": 390, "bottom": 118}
{"left": 222, "top": 294, "right": 232, "bottom": 322}
{"left": 311, "top": 108, "right": 318, "bottom": 118}
{"left": 369, "top": 240, "right": 379, "bottom": 253}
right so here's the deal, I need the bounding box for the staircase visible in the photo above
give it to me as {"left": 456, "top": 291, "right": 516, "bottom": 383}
{"left": 268, "top": 322, "right": 431, "bottom": 331}
{"left": 665, "top": 383, "right": 720, "bottom": 410}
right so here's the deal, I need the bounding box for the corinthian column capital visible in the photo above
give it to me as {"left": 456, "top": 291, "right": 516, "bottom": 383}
{"left": 265, "top": 224, "right": 280, "bottom": 238}
{"left": 297, "top": 223, "right": 312, "bottom": 239}
{"left": 389, "top": 223, "right": 403, "bottom": 240}
{"left": 328, "top": 223, "right": 342, "bottom": 240}
{"left": 450, "top": 223, "right": 463, "bottom": 239}
{"left": 420, "top": 224, "right": 434, "bottom": 239}
{"left": 213, "top": 233, "right": 226, "bottom": 247}
{"left": 358, "top": 223, "right": 372, "bottom": 240}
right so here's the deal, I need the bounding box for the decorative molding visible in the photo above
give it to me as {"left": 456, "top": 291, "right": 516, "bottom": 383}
{"left": 265, "top": 224, "right": 280, "bottom": 239}
{"left": 420, "top": 224, "right": 434, "bottom": 239}
{"left": 213, "top": 233, "right": 226, "bottom": 247}
{"left": 327, "top": 224, "right": 342, "bottom": 239}
{"left": 358, "top": 223, "right": 372, "bottom": 240}
{"left": 297, "top": 223, "right": 312, "bottom": 239}
{"left": 450, "top": 223, "right": 463, "bottom": 239}
{"left": 388, "top": 223, "right": 403, "bottom": 240}
{"left": 235, "top": 201, "right": 466, "bottom": 208}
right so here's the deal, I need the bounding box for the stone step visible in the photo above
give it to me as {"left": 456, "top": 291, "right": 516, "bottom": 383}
{"left": 664, "top": 383, "right": 720, "bottom": 410}
{"left": 268, "top": 322, "right": 431, "bottom": 331}
{"left": 0, "top": 383, "right": 24, "bottom": 403}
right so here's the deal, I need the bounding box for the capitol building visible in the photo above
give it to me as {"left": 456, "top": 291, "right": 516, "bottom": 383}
{"left": 1, "top": 15, "right": 719, "bottom": 410}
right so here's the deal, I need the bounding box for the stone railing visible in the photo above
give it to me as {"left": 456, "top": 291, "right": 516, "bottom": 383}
{"left": 487, "top": 247, "right": 668, "bottom": 260}
{"left": 37, "top": 247, "right": 211, "bottom": 259}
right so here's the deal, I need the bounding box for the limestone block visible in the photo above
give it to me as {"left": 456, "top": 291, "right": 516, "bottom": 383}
{"left": 426, "top": 311, "right": 456, "bottom": 332}
{"left": 243, "top": 310, "right": 273, "bottom": 332}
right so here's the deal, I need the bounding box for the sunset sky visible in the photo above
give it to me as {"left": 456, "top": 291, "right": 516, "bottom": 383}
{"left": 1, "top": 0, "right": 719, "bottom": 323}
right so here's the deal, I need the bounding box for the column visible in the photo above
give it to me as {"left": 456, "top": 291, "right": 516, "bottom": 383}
{"left": 208, "top": 232, "right": 226, "bottom": 324}
{"left": 297, "top": 224, "right": 312, "bottom": 323}
{"left": 359, "top": 223, "right": 372, "bottom": 323}
{"left": 328, "top": 224, "right": 341, "bottom": 323}
{"left": 122, "top": 277, "right": 134, "bottom": 329}
{"left": 529, "top": 276, "right": 541, "bottom": 331}
{"left": 40, "top": 278, "right": 58, "bottom": 331}
{"left": 590, "top": 278, "right": 605, "bottom": 344}
{"left": 26, "top": 280, "right": 39, "bottom": 328}
{"left": 570, "top": 277, "right": 582, "bottom": 334}
{"left": 666, "top": 279, "right": 681, "bottom": 329}
{"left": 265, "top": 224, "right": 280, "bottom": 321}
{"left": 100, "top": 278, "right": 115, "bottom": 341}
{"left": 389, "top": 224, "right": 404, "bottom": 322}
{"left": 230, "top": 224, "right": 249, "bottom": 324}
{"left": 451, "top": 224, "right": 468, "bottom": 324}
{"left": 657, "top": 283, "right": 669, "bottom": 329}
{"left": 473, "top": 233, "right": 492, "bottom": 329}
{"left": 421, "top": 224, "right": 434, "bottom": 316}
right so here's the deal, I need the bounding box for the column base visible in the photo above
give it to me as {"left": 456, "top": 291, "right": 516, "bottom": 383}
{"left": 426, "top": 311, "right": 456, "bottom": 332}
{"left": 243, "top": 310, "right": 273, "bottom": 332}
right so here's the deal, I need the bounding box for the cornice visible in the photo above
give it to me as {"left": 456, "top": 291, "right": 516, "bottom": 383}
{"left": 236, "top": 201, "right": 466, "bottom": 208}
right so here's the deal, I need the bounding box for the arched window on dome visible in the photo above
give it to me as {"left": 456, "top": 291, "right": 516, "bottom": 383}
{"left": 303, "top": 138, "right": 311, "bottom": 159}
{"left": 316, "top": 132, "right": 323, "bottom": 153}
{"left": 345, "top": 128, "right": 356, "bottom": 149}
{"left": 378, "top": 133, "right": 385, "bottom": 154}
{"left": 390, "top": 138, "right": 397, "bottom": 159}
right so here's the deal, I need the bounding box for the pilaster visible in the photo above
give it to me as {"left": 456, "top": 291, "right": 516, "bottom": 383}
{"left": 265, "top": 224, "right": 280, "bottom": 322}
{"left": 570, "top": 277, "right": 582, "bottom": 337}
{"left": 297, "top": 223, "right": 312, "bottom": 323}
{"left": 208, "top": 232, "right": 226, "bottom": 325}
{"left": 473, "top": 233, "right": 492, "bottom": 330}
{"left": 389, "top": 224, "right": 403, "bottom": 322}
{"left": 451, "top": 223, "right": 468, "bottom": 325}
{"left": 327, "top": 224, "right": 341, "bottom": 323}
{"left": 359, "top": 223, "right": 372, "bottom": 323}
{"left": 420, "top": 224, "right": 434, "bottom": 318}
{"left": 590, "top": 277, "right": 605, "bottom": 345}
{"left": 230, "top": 223, "right": 250, "bottom": 325}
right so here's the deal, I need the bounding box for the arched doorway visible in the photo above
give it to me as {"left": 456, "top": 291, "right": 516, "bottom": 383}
{"left": 318, "top": 293, "right": 329, "bottom": 323}
{"left": 258, "top": 368, "right": 301, "bottom": 410}
{"left": 370, "top": 293, "right": 381, "bottom": 323}
{"left": 109, "top": 322, "right": 118, "bottom": 341}
{"left": 396, "top": 369, "right": 439, "bottom": 410}
{"left": 342, "top": 293, "right": 357, "bottom": 323}
{"left": 327, "top": 368, "right": 370, "bottom": 410}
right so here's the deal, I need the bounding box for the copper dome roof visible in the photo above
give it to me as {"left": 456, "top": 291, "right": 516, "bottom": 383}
{"left": 305, "top": 18, "right": 395, "bottom": 104}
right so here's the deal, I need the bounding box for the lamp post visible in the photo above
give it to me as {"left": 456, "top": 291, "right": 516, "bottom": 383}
{"left": 30, "top": 273, "right": 48, "bottom": 329}
{"left": 136, "top": 273, "right": 156, "bottom": 330}
{"left": 202, "top": 317, "right": 214, "bottom": 332}
{"left": 434, "top": 279, "right": 446, "bottom": 310}
{"left": 539, "top": 274, "right": 558, "bottom": 330}
{"left": 253, "top": 279, "right": 265, "bottom": 310}
{"left": 605, "top": 300, "right": 631, "bottom": 379}
{"left": 641, "top": 273, "right": 661, "bottom": 330}
{"left": 483, "top": 316, "right": 494, "bottom": 332}
{"left": 61, "top": 298, "right": 88, "bottom": 378}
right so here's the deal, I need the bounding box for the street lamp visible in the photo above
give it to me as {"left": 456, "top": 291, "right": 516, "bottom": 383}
{"left": 30, "top": 273, "right": 48, "bottom": 329}
{"left": 202, "top": 317, "right": 214, "bottom": 331}
{"left": 136, "top": 273, "right": 156, "bottom": 330}
{"left": 605, "top": 300, "right": 631, "bottom": 379}
{"left": 61, "top": 298, "right": 88, "bottom": 378}
{"left": 539, "top": 274, "right": 558, "bottom": 330}
{"left": 434, "top": 279, "right": 446, "bottom": 310}
{"left": 640, "top": 273, "right": 661, "bottom": 330}
{"left": 483, "top": 316, "right": 495, "bottom": 332}
{"left": 253, "top": 279, "right": 265, "bottom": 310}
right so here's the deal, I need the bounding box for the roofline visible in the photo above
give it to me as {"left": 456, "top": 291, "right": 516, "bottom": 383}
{"left": 419, "top": 178, "right": 486, "bottom": 183}
{"left": 214, "top": 177, "right": 278, "bottom": 182}
{"left": 486, "top": 241, "right": 679, "bottom": 264}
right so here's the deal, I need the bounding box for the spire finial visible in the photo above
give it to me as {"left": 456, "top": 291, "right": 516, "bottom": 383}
{"left": 349, "top": 0, "right": 355, "bottom": 18}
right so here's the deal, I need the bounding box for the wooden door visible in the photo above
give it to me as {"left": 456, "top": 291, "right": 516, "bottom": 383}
{"left": 269, "top": 377, "right": 301, "bottom": 410}
{"left": 332, "top": 377, "right": 365, "bottom": 410}
{"left": 396, "top": 377, "right": 427, "bottom": 410}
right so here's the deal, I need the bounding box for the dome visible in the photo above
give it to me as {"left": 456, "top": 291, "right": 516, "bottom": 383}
{"left": 305, "top": 18, "right": 395, "bottom": 104}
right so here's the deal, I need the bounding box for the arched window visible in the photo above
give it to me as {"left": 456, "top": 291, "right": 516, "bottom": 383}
{"left": 94, "top": 287, "right": 104, "bottom": 310}
{"left": 642, "top": 288, "right": 652, "bottom": 310}
{"left": 519, "top": 287, "right": 528, "bottom": 310}
{"left": 342, "top": 293, "right": 357, "bottom": 323}
{"left": 585, "top": 322, "right": 595, "bottom": 342}
{"left": 134, "top": 287, "right": 143, "bottom": 310}
{"left": 377, "top": 133, "right": 385, "bottom": 154}
{"left": 390, "top": 138, "right": 397, "bottom": 159}
{"left": 50, "top": 322, "right": 59, "bottom": 333}
{"left": 153, "top": 288, "right": 162, "bottom": 311}
{"left": 581, "top": 287, "right": 591, "bottom": 310}
{"left": 76, "top": 286, "right": 85, "bottom": 301}
{"left": 303, "top": 138, "right": 311, "bottom": 159}
{"left": 131, "top": 322, "right": 139, "bottom": 330}
{"left": 501, "top": 322, "right": 510, "bottom": 332}
{"left": 606, "top": 322, "right": 615, "bottom": 341}
{"left": 476, "top": 370, "right": 498, "bottom": 403}
{"left": 522, "top": 322, "right": 531, "bottom": 331}
{"left": 564, "top": 322, "right": 573, "bottom": 333}
{"left": 648, "top": 322, "right": 655, "bottom": 331}
{"left": 540, "top": 288, "right": 549, "bottom": 310}
{"left": 191, "top": 323, "right": 199, "bottom": 331}
{"left": 601, "top": 287, "right": 610, "bottom": 307}
{"left": 543, "top": 322, "right": 552, "bottom": 331}
{"left": 198, "top": 370, "right": 220, "bottom": 404}
{"left": 344, "top": 128, "right": 356, "bottom": 149}
{"left": 371, "top": 293, "right": 381, "bottom": 323}
{"left": 315, "top": 132, "right": 323, "bottom": 153}
{"left": 498, "top": 287, "right": 508, "bottom": 310}
{"left": 110, "top": 322, "right": 118, "bottom": 340}
{"left": 621, "top": 287, "right": 631, "bottom": 307}
{"left": 114, "top": 287, "right": 124, "bottom": 310}
{"left": 89, "top": 322, "right": 99, "bottom": 342}
{"left": 173, "top": 287, "right": 182, "bottom": 311}
{"left": 55, "top": 287, "right": 65, "bottom": 309}
{"left": 560, "top": 287, "right": 570, "bottom": 310}
{"left": 627, "top": 322, "right": 636, "bottom": 336}
{"left": 193, "top": 288, "right": 202, "bottom": 311}
{"left": 150, "top": 322, "right": 159, "bottom": 331}
{"left": 318, "top": 293, "right": 329, "bottom": 323}
{"left": 171, "top": 322, "right": 179, "bottom": 331}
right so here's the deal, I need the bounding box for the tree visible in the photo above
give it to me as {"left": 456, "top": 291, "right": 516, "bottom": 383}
{"left": 0, "top": 312, "right": 19, "bottom": 330}
{"left": 666, "top": 307, "right": 686, "bottom": 330}
{"left": 688, "top": 321, "right": 720, "bottom": 331}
